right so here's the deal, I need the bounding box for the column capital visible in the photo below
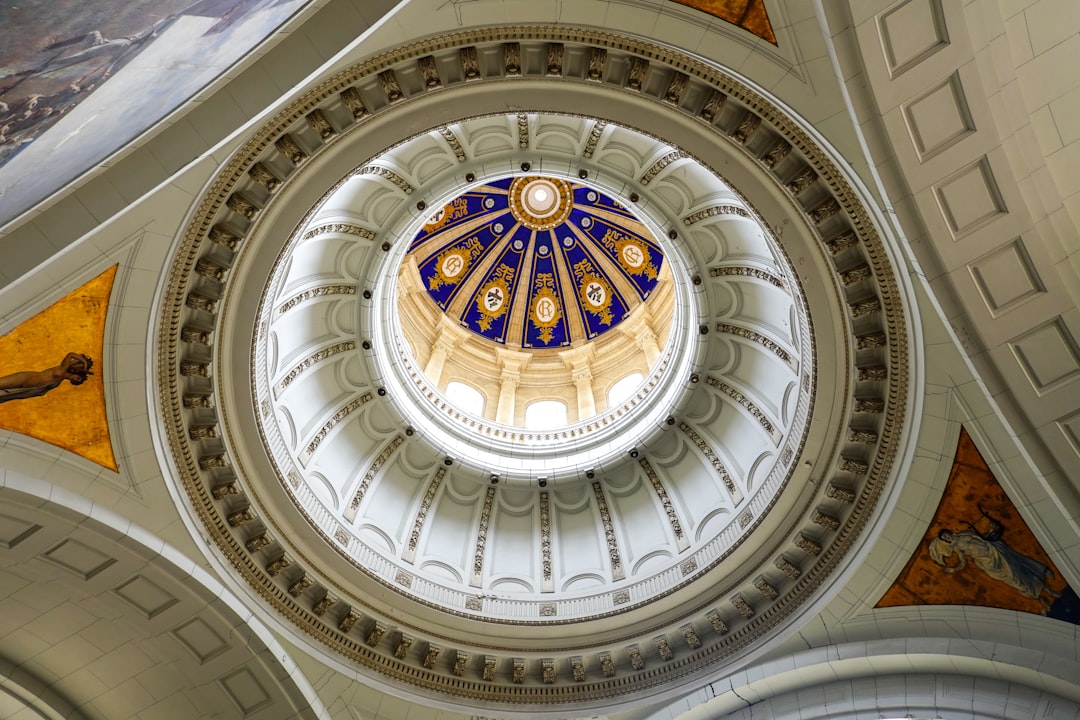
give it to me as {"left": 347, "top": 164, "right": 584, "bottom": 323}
{"left": 496, "top": 348, "right": 533, "bottom": 375}
{"left": 571, "top": 368, "right": 593, "bottom": 385}
{"left": 619, "top": 304, "right": 661, "bottom": 366}
{"left": 617, "top": 303, "right": 656, "bottom": 338}
{"left": 434, "top": 314, "right": 469, "bottom": 347}
{"left": 558, "top": 344, "right": 595, "bottom": 373}
{"left": 634, "top": 327, "right": 659, "bottom": 350}
{"left": 432, "top": 338, "right": 457, "bottom": 358}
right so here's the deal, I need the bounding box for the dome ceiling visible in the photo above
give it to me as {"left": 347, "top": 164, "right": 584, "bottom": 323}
{"left": 154, "top": 27, "right": 914, "bottom": 717}
{"left": 407, "top": 175, "right": 665, "bottom": 348}
{"left": 253, "top": 117, "right": 797, "bottom": 616}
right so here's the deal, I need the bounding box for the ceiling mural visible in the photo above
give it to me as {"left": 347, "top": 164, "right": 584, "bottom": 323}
{"left": 669, "top": 0, "right": 776, "bottom": 45}
{"left": 406, "top": 176, "right": 666, "bottom": 348}
{"left": 0, "top": 265, "right": 117, "bottom": 471}
{"left": 0, "top": 0, "right": 308, "bottom": 227}
{"left": 877, "top": 427, "right": 1079, "bottom": 624}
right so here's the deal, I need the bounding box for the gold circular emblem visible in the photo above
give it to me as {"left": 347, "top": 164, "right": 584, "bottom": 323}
{"left": 583, "top": 280, "right": 606, "bottom": 308}
{"left": 621, "top": 243, "right": 645, "bottom": 268}
{"left": 423, "top": 206, "right": 447, "bottom": 231}
{"left": 440, "top": 251, "right": 465, "bottom": 278}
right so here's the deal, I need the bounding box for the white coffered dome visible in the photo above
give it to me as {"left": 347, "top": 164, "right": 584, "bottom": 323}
{"left": 253, "top": 112, "right": 814, "bottom": 625}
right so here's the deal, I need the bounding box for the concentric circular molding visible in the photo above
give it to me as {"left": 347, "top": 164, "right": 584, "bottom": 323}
{"left": 360, "top": 161, "right": 700, "bottom": 483}
{"left": 154, "top": 26, "right": 915, "bottom": 715}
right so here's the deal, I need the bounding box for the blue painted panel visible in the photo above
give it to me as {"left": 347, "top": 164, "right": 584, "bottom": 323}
{"left": 410, "top": 184, "right": 510, "bottom": 249}
{"left": 460, "top": 226, "right": 528, "bottom": 344}
{"left": 554, "top": 233, "right": 631, "bottom": 339}
{"left": 415, "top": 214, "right": 511, "bottom": 309}
{"left": 577, "top": 215, "right": 665, "bottom": 300}
{"left": 521, "top": 231, "right": 570, "bottom": 348}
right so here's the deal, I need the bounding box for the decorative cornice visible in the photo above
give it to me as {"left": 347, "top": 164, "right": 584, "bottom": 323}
{"left": 472, "top": 487, "right": 497, "bottom": 585}
{"left": 639, "top": 151, "right": 684, "bottom": 185}
{"left": 683, "top": 204, "right": 749, "bottom": 225}
{"left": 300, "top": 392, "right": 373, "bottom": 464}
{"left": 278, "top": 285, "right": 357, "bottom": 315}
{"left": 677, "top": 421, "right": 743, "bottom": 503}
{"left": 708, "top": 265, "right": 786, "bottom": 290}
{"left": 277, "top": 342, "right": 357, "bottom": 395}
{"left": 703, "top": 376, "right": 783, "bottom": 445}
{"left": 404, "top": 467, "right": 446, "bottom": 563}
{"left": 715, "top": 322, "right": 795, "bottom": 369}
{"left": 540, "top": 491, "right": 553, "bottom": 591}
{"left": 301, "top": 222, "right": 376, "bottom": 241}
{"left": 583, "top": 120, "right": 606, "bottom": 159}
{"left": 438, "top": 125, "right": 467, "bottom": 162}
{"left": 354, "top": 165, "right": 414, "bottom": 194}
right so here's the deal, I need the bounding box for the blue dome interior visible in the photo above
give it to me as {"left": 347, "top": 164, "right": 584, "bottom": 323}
{"left": 406, "top": 176, "right": 665, "bottom": 348}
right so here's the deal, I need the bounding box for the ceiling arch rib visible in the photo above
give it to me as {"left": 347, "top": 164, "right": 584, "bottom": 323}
{"left": 668, "top": 637, "right": 1080, "bottom": 720}
{"left": 0, "top": 484, "right": 325, "bottom": 720}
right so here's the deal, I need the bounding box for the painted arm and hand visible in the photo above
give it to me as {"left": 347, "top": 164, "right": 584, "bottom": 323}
{"left": 0, "top": 353, "right": 93, "bottom": 402}
{"left": 928, "top": 531, "right": 968, "bottom": 574}
{"left": 942, "top": 551, "right": 967, "bottom": 574}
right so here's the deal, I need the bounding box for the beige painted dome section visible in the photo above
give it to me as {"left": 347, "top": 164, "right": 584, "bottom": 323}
{"left": 397, "top": 267, "right": 676, "bottom": 428}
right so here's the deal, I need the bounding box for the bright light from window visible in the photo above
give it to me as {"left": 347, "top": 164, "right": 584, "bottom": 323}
{"left": 608, "top": 373, "right": 643, "bottom": 406}
{"left": 525, "top": 400, "right": 567, "bottom": 430}
{"left": 445, "top": 381, "right": 484, "bottom": 416}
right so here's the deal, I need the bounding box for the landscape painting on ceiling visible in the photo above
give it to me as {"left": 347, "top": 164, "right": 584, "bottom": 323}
{"left": 670, "top": 0, "right": 777, "bottom": 45}
{"left": 877, "top": 427, "right": 1079, "bottom": 625}
{"left": 0, "top": 265, "right": 117, "bottom": 471}
{"left": 0, "top": 0, "right": 308, "bottom": 226}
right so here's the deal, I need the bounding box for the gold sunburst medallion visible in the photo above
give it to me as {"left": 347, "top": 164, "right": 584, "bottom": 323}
{"left": 508, "top": 176, "right": 573, "bottom": 230}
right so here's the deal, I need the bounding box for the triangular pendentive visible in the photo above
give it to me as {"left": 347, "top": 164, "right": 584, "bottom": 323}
{"left": 669, "top": 0, "right": 777, "bottom": 45}
{"left": 0, "top": 265, "right": 118, "bottom": 472}
{"left": 877, "top": 427, "right": 1078, "bottom": 624}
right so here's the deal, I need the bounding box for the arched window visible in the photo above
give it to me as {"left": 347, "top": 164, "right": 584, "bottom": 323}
{"left": 524, "top": 400, "right": 568, "bottom": 430}
{"left": 445, "top": 381, "right": 484, "bottom": 416}
{"left": 607, "top": 373, "right": 643, "bottom": 407}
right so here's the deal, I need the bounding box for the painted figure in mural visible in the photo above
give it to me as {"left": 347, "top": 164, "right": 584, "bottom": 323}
{"left": 929, "top": 505, "right": 1061, "bottom": 611}
{"left": 0, "top": 353, "right": 93, "bottom": 403}
{"left": 0, "top": 0, "right": 297, "bottom": 166}
{"left": 0, "top": 20, "right": 172, "bottom": 165}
